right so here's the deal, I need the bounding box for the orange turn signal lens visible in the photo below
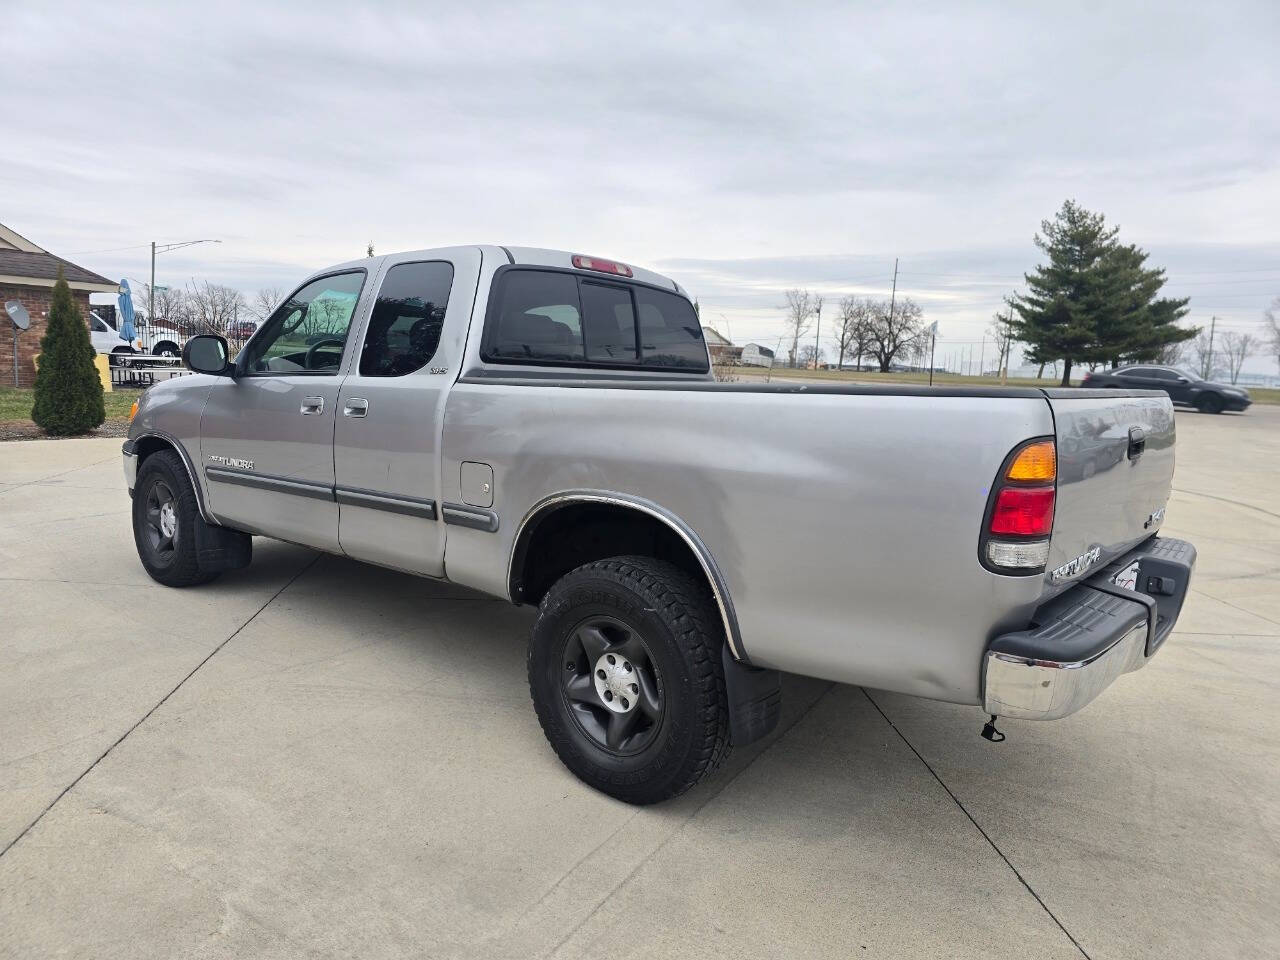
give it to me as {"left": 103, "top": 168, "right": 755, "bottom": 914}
{"left": 1006, "top": 440, "right": 1056, "bottom": 482}
{"left": 128, "top": 400, "right": 139, "bottom": 421}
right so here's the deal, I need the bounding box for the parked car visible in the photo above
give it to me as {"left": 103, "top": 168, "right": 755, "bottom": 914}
{"left": 1081, "top": 365, "right": 1251, "bottom": 413}
{"left": 122, "top": 245, "right": 1196, "bottom": 804}
{"left": 88, "top": 311, "right": 138, "bottom": 355}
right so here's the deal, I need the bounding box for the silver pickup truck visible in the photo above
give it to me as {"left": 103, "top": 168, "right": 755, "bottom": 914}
{"left": 123, "top": 245, "right": 1196, "bottom": 803}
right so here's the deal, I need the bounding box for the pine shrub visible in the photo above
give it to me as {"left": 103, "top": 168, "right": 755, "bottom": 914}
{"left": 31, "top": 269, "right": 106, "bottom": 435}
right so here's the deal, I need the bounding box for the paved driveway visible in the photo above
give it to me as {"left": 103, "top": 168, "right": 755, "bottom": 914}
{"left": 1, "top": 409, "right": 1277, "bottom": 959}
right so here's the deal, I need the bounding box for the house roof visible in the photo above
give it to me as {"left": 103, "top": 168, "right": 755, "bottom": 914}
{"left": 701, "top": 326, "right": 733, "bottom": 346}
{"left": 745, "top": 343, "right": 775, "bottom": 358}
{"left": 0, "top": 224, "right": 118, "bottom": 294}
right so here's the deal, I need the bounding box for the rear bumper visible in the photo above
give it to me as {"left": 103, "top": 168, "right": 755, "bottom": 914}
{"left": 982, "top": 536, "right": 1195, "bottom": 720}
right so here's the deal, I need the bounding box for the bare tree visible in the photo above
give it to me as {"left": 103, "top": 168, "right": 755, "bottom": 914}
{"left": 138, "top": 283, "right": 190, "bottom": 326}
{"left": 1191, "top": 327, "right": 1218, "bottom": 379}
{"left": 868, "top": 296, "right": 925, "bottom": 372}
{"left": 1264, "top": 296, "right": 1280, "bottom": 376}
{"left": 987, "top": 313, "right": 1014, "bottom": 377}
{"left": 186, "top": 280, "right": 246, "bottom": 335}
{"left": 781, "top": 289, "right": 816, "bottom": 368}
{"left": 1220, "top": 331, "right": 1256, "bottom": 385}
{"left": 1154, "top": 340, "right": 1187, "bottom": 365}
{"left": 835, "top": 296, "right": 875, "bottom": 370}
{"left": 249, "top": 286, "right": 285, "bottom": 322}
{"left": 798, "top": 344, "right": 826, "bottom": 369}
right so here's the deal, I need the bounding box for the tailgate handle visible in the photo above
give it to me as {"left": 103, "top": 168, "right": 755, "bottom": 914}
{"left": 1128, "top": 426, "right": 1146, "bottom": 460}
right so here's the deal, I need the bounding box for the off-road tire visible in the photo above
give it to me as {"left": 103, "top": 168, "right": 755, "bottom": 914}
{"left": 132, "top": 450, "right": 220, "bottom": 587}
{"left": 1197, "top": 394, "right": 1224, "bottom": 414}
{"left": 528, "top": 556, "right": 731, "bottom": 804}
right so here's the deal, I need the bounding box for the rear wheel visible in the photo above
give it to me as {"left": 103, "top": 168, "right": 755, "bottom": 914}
{"left": 132, "top": 451, "right": 220, "bottom": 587}
{"left": 528, "top": 556, "right": 731, "bottom": 804}
{"left": 1197, "top": 394, "right": 1224, "bottom": 414}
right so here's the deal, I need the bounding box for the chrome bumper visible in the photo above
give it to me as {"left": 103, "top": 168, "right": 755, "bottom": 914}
{"left": 122, "top": 439, "right": 137, "bottom": 492}
{"left": 983, "top": 536, "right": 1195, "bottom": 721}
{"left": 984, "top": 621, "right": 1148, "bottom": 720}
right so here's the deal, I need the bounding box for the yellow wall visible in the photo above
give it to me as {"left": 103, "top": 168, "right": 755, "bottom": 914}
{"left": 30, "top": 353, "right": 114, "bottom": 392}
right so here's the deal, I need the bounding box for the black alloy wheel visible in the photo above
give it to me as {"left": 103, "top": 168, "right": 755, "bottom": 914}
{"left": 560, "top": 615, "right": 665, "bottom": 755}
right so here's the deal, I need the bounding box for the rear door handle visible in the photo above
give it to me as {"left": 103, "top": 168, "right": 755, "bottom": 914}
{"left": 300, "top": 396, "right": 324, "bottom": 415}
{"left": 343, "top": 398, "right": 369, "bottom": 418}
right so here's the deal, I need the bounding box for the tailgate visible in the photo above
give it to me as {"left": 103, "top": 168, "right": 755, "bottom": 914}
{"left": 1042, "top": 389, "right": 1176, "bottom": 595}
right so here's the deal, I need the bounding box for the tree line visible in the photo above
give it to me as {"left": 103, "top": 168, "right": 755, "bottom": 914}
{"left": 782, "top": 288, "right": 930, "bottom": 372}
{"left": 139, "top": 282, "right": 284, "bottom": 341}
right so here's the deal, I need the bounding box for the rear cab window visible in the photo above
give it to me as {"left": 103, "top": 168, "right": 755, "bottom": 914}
{"left": 482, "top": 268, "right": 707, "bottom": 372}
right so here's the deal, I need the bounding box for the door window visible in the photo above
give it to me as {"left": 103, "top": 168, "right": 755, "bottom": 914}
{"left": 240, "top": 271, "right": 365, "bottom": 374}
{"left": 359, "top": 261, "right": 455, "bottom": 376}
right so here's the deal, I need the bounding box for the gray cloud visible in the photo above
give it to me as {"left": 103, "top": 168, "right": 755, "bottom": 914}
{"left": 4, "top": 0, "right": 1277, "bottom": 370}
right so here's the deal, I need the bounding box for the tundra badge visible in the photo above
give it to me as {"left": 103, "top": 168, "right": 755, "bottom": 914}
{"left": 1050, "top": 545, "right": 1102, "bottom": 582}
{"left": 208, "top": 454, "right": 254, "bottom": 470}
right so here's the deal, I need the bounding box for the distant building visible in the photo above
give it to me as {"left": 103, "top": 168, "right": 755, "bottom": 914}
{"left": 701, "top": 326, "right": 742, "bottom": 364}
{"left": 740, "top": 343, "right": 775, "bottom": 367}
{"left": 1, "top": 222, "right": 117, "bottom": 387}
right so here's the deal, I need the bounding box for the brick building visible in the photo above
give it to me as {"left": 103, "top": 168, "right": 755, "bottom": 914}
{"left": 1, "top": 223, "right": 117, "bottom": 388}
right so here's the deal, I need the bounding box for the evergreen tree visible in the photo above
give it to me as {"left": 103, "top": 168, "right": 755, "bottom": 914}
{"left": 31, "top": 268, "right": 105, "bottom": 435}
{"left": 1013, "top": 200, "right": 1194, "bottom": 385}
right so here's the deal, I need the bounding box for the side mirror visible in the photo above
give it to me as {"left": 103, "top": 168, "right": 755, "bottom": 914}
{"left": 183, "top": 335, "right": 231, "bottom": 376}
{"left": 1174, "top": 376, "right": 1188, "bottom": 383}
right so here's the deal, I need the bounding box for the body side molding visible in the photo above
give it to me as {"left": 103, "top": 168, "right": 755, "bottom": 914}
{"left": 508, "top": 490, "right": 748, "bottom": 663}
{"left": 442, "top": 502, "right": 500, "bottom": 532}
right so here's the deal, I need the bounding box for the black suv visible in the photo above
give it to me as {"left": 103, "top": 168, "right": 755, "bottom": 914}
{"left": 1081, "top": 365, "right": 1251, "bottom": 414}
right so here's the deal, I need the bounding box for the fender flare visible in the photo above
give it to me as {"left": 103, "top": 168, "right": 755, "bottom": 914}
{"left": 130, "top": 430, "right": 215, "bottom": 524}
{"left": 508, "top": 490, "right": 749, "bottom": 663}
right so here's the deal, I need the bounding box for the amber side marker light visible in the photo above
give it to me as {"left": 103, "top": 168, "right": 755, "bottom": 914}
{"left": 128, "top": 400, "right": 139, "bottom": 421}
{"left": 1006, "top": 440, "right": 1056, "bottom": 482}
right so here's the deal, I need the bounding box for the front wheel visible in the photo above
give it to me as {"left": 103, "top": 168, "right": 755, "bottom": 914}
{"left": 153, "top": 342, "right": 180, "bottom": 358}
{"left": 132, "top": 451, "right": 221, "bottom": 587}
{"left": 1197, "top": 394, "right": 1224, "bottom": 414}
{"left": 528, "top": 556, "right": 731, "bottom": 805}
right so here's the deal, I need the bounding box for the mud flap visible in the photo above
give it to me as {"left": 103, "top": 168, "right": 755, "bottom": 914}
{"left": 722, "top": 645, "right": 781, "bottom": 747}
{"left": 195, "top": 519, "right": 252, "bottom": 572}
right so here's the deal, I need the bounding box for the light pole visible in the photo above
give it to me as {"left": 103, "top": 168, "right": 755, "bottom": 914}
{"left": 149, "top": 239, "right": 220, "bottom": 323}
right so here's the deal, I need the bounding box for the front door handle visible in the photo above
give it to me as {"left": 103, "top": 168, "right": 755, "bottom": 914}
{"left": 343, "top": 398, "right": 369, "bottom": 418}
{"left": 300, "top": 396, "right": 324, "bottom": 415}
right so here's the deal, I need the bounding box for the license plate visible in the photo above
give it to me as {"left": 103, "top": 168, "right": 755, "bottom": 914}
{"left": 1112, "top": 560, "right": 1141, "bottom": 591}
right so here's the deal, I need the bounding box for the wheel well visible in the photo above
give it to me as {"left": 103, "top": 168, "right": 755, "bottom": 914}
{"left": 133, "top": 434, "right": 176, "bottom": 468}
{"left": 153, "top": 341, "right": 179, "bottom": 353}
{"left": 512, "top": 503, "right": 711, "bottom": 610}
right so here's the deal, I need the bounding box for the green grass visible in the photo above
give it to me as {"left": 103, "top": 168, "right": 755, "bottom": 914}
{"left": 0, "top": 386, "right": 140, "bottom": 422}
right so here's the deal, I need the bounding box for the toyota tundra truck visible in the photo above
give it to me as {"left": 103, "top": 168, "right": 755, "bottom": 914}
{"left": 122, "top": 245, "right": 1196, "bottom": 804}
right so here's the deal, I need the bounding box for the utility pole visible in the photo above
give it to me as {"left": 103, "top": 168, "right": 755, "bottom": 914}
{"left": 1206, "top": 316, "right": 1217, "bottom": 378}
{"left": 887, "top": 257, "right": 899, "bottom": 327}
{"left": 812, "top": 299, "right": 822, "bottom": 370}
{"left": 1001, "top": 303, "right": 1013, "bottom": 385}
{"left": 979, "top": 336, "right": 985, "bottom": 379}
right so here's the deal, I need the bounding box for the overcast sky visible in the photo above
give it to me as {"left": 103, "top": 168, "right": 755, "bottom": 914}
{"left": 6, "top": 1, "right": 1278, "bottom": 373}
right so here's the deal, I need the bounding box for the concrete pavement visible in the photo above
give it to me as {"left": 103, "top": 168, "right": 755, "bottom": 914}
{"left": 1, "top": 410, "right": 1277, "bottom": 959}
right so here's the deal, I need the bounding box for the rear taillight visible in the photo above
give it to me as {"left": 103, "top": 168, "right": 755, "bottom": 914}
{"left": 981, "top": 438, "right": 1056, "bottom": 574}
{"left": 571, "top": 254, "right": 634, "bottom": 278}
